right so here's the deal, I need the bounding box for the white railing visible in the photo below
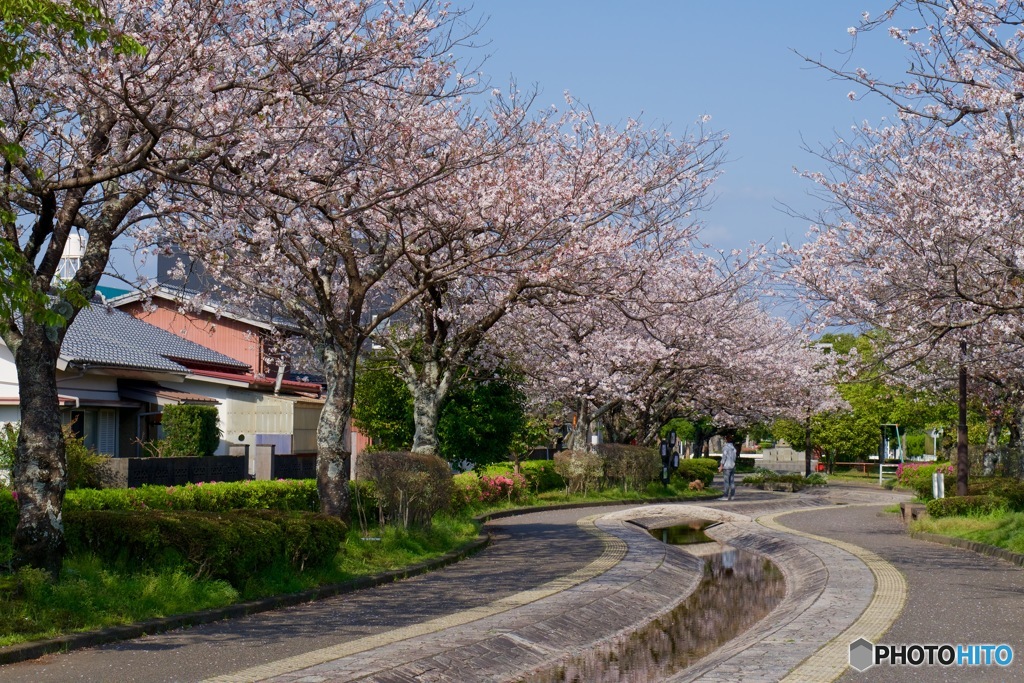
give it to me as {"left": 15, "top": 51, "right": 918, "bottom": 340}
{"left": 879, "top": 462, "right": 900, "bottom": 486}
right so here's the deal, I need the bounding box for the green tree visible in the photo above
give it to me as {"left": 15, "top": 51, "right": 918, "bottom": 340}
{"left": 354, "top": 353, "right": 529, "bottom": 468}
{"left": 353, "top": 352, "right": 415, "bottom": 452}
{"left": 775, "top": 333, "right": 982, "bottom": 463}
{"left": 437, "top": 370, "right": 527, "bottom": 468}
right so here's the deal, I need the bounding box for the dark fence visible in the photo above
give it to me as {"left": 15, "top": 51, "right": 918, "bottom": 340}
{"left": 105, "top": 456, "right": 248, "bottom": 488}
{"left": 272, "top": 453, "right": 317, "bottom": 480}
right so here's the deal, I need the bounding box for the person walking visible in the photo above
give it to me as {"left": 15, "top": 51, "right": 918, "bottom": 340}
{"left": 719, "top": 434, "right": 737, "bottom": 500}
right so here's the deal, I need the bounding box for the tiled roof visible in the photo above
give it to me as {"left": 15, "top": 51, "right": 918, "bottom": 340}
{"left": 62, "top": 305, "right": 251, "bottom": 373}
{"left": 106, "top": 284, "right": 297, "bottom": 331}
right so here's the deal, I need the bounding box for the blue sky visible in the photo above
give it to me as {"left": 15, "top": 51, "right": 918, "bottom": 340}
{"left": 468, "top": 1, "right": 901, "bottom": 253}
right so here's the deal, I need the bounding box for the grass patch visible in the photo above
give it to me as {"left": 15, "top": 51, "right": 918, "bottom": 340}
{"left": 912, "top": 510, "right": 1024, "bottom": 554}
{"left": 882, "top": 504, "right": 901, "bottom": 514}
{"left": 0, "top": 557, "right": 240, "bottom": 646}
{"left": 0, "top": 513, "right": 480, "bottom": 648}
{"left": 533, "top": 485, "right": 719, "bottom": 505}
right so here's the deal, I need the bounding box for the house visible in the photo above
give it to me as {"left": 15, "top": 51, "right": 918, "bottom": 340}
{"left": 0, "top": 303, "right": 330, "bottom": 457}
{"left": 0, "top": 303, "right": 243, "bottom": 455}
{"left": 106, "top": 281, "right": 370, "bottom": 457}
{"left": 107, "top": 283, "right": 286, "bottom": 378}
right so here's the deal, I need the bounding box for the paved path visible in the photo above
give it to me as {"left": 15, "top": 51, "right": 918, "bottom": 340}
{"left": 783, "top": 499, "right": 1024, "bottom": 682}
{"left": 2, "top": 482, "right": 1024, "bottom": 681}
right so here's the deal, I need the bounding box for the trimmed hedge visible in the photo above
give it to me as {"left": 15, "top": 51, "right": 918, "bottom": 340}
{"left": 160, "top": 404, "right": 221, "bottom": 457}
{"left": 926, "top": 495, "right": 1008, "bottom": 518}
{"left": 478, "top": 460, "right": 565, "bottom": 493}
{"left": 968, "top": 478, "right": 1024, "bottom": 511}
{"left": 553, "top": 450, "right": 603, "bottom": 495}
{"left": 451, "top": 472, "right": 483, "bottom": 512}
{"left": 674, "top": 458, "right": 718, "bottom": 487}
{"left": 64, "top": 509, "right": 345, "bottom": 583}
{"left": 64, "top": 480, "right": 319, "bottom": 513}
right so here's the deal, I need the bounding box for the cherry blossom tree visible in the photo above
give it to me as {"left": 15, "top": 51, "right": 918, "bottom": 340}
{"left": 0, "top": 0, "right": 460, "bottom": 575}
{"left": 790, "top": 0, "right": 1024, "bottom": 494}
{"left": 782, "top": 118, "right": 1024, "bottom": 493}
{"left": 815, "top": 1, "right": 1024, "bottom": 126}
{"left": 503, "top": 250, "right": 843, "bottom": 456}
{"left": 168, "top": 2, "right": 501, "bottom": 517}
{"left": 370, "top": 105, "right": 726, "bottom": 455}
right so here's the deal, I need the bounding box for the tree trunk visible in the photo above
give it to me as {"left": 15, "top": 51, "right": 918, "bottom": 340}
{"left": 317, "top": 343, "right": 356, "bottom": 518}
{"left": 692, "top": 424, "right": 709, "bottom": 462}
{"left": 983, "top": 417, "right": 1002, "bottom": 477}
{"left": 411, "top": 387, "right": 442, "bottom": 455}
{"left": 12, "top": 324, "right": 67, "bottom": 579}
{"left": 562, "top": 398, "right": 592, "bottom": 452}
{"left": 409, "top": 360, "right": 450, "bottom": 455}
{"left": 957, "top": 355, "right": 969, "bottom": 496}
{"left": 805, "top": 419, "right": 812, "bottom": 477}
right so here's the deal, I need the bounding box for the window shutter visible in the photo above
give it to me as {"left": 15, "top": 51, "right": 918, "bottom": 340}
{"left": 97, "top": 409, "right": 117, "bottom": 456}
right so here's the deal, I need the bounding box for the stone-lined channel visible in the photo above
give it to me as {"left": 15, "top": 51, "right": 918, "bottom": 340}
{"left": 518, "top": 520, "right": 785, "bottom": 683}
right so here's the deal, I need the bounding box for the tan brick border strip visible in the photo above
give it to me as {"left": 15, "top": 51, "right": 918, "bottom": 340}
{"left": 759, "top": 508, "right": 908, "bottom": 683}
{"left": 204, "top": 515, "right": 627, "bottom": 683}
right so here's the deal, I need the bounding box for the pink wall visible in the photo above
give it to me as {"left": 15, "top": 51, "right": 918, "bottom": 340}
{"left": 121, "top": 300, "right": 264, "bottom": 372}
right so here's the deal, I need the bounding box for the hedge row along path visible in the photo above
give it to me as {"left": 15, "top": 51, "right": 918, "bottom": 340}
{"left": 3, "top": 481, "right": 1024, "bottom": 681}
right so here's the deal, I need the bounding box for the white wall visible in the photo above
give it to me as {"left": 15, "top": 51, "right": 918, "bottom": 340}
{"left": 0, "top": 345, "right": 18, "bottom": 399}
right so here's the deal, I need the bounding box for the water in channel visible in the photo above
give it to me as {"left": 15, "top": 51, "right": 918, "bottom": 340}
{"left": 518, "top": 521, "right": 785, "bottom": 683}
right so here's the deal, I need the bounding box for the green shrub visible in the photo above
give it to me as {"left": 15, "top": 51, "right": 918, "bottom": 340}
{"left": 0, "top": 422, "right": 16, "bottom": 472}
{"left": 0, "top": 490, "right": 15, "bottom": 538}
{"left": 739, "top": 467, "right": 774, "bottom": 485}
{"left": 239, "top": 510, "right": 346, "bottom": 571}
{"left": 477, "top": 462, "right": 514, "bottom": 478}
{"left": 159, "top": 405, "right": 221, "bottom": 457}
{"left": 969, "top": 478, "right": 1024, "bottom": 511}
{"left": 450, "top": 471, "right": 482, "bottom": 512}
{"left": 598, "top": 444, "right": 660, "bottom": 492}
{"left": 479, "top": 460, "right": 565, "bottom": 494}
{"left": 0, "top": 422, "right": 111, "bottom": 489}
{"left": 64, "top": 509, "right": 345, "bottom": 584}
{"left": 63, "top": 425, "right": 112, "bottom": 490}
{"left": 65, "top": 479, "right": 319, "bottom": 513}
{"left": 925, "top": 495, "right": 1007, "bottom": 518}
{"left": 0, "top": 490, "right": 16, "bottom": 565}
{"left": 674, "top": 458, "right": 718, "bottom": 488}
{"left": 896, "top": 462, "right": 953, "bottom": 499}
{"left": 356, "top": 451, "right": 453, "bottom": 528}
{"left": 736, "top": 456, "right": 757, "bottom": 472}
{"left": 519, "top": 460, "right": 564, "bottom": 493}
{"left": 738, "top": 469, "right": 824, "bottom": 491}
{"left": 553, "top": 450, "right": 603, "bottom": 495}
{"left": 805, "top": 473, "right": 829, "bottom": 486}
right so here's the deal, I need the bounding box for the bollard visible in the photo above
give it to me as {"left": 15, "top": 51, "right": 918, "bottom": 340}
{"left": 932, "top": 471, "right": 945, "bottom": 499}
